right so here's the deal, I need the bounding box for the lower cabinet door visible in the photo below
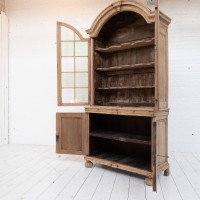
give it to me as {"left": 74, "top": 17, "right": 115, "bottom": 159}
{"left": 56, "top": 113, "right": 87, "bottom": 155}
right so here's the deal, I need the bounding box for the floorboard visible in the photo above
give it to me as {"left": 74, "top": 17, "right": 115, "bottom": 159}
{"left": 170, "top": 152, "right": 200, "bottom": 200}
{"left": 109, "top": 170, "right": 130, "bottom": 200}
{"left": 73, "top": 165, "right": 105, "bottom": 200}
{"left": 172, "top": 152, "right": 200, "bottom": 198}
{"left": 0, "top": 145, "right": 198, "bottom": 200}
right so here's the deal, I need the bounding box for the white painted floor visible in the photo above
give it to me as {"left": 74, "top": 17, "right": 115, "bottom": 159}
{"left": 0, "top": 145, "right": 200, "bottom": 200}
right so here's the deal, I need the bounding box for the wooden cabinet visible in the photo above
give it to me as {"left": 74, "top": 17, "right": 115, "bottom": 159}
{"left": 57, "top": 0, "right": 171, "bottom": 192}
{"left": 84, "top": 1, "right": 171, "bottom": 192}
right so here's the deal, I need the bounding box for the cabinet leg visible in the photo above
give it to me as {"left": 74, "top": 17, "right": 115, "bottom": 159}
{"left": 85, "top": 160, "right": 93, "bottom": 168}
{"left": 145, "top": 177, "right": 153, "bottom": 186}
{"left": 164, "top": 167, "right": 170, "bottom": 176}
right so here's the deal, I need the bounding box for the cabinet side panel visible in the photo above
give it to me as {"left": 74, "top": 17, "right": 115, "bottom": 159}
{"left": 157, "top": 118, "right": 168, "bottom": 166}
{"left": 158, "top": 21, "right": 168, "bottom": 109}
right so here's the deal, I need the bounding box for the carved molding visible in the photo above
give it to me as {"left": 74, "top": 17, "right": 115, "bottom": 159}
{"left": 86, "top": 0, "right": 171, "bottom": 38}
{"left": 86, "top": 0, "right": 155, "bottom": 37}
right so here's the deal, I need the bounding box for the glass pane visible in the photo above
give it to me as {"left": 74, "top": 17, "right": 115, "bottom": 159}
{"left": 75, "top": 34, "right": 80, "bottom": 41}
{"left": 62, "top": 73, "right": 74, "bottom": 88}
{"left": 62, "top": 88, "right": 74, "bottom": 103}
{"left": 75, "top": 42, "right": 88, "bottom": 56}
{"left": 61, "top": 42, "right": 74, "bottom": 57}
{"left": 76, "top": 57, "right": 88, "bottom": 72}
{"left": 76, "top": 88, "right": 88, "bottom": 103}
{"left": 61, "top": 26, "right": 74, "bottom": 41}
{"left": 76, "top": 73, "right": 88, "bottom": 87}
{"left": 62, "top": 57, "right": 74, "bottom": 72}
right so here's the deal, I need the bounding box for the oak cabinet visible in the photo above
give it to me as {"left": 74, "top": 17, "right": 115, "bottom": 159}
{"left": 56, "top": 0, "right": 171, "bottom": 191}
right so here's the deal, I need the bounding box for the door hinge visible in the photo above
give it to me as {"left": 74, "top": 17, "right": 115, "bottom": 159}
{"left": 147, "top": 0, "right": 155, "bottom": 6}
{"left": 154, "top": 45, "right": 158, "bottom": 52}
{"left": 157, "top": 155, "right": 169, "bottom": 158}
{"left": 56, "top": 134, "right": 59, "bottom": 142}
{"left": 154, "top": 99, "right": 158, "bottom": 104}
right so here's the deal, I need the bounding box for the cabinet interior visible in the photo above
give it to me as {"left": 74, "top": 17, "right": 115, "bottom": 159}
{"left": 93, "top": 11, "right": 155, "bottom": 107}
{"left": 89, "top": 113, "right": 152, "bottom": 170}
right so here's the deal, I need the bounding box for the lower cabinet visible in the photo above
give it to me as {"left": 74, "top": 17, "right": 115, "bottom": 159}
{"left": 56, "top": 112, "right": 169, "bottom": 191}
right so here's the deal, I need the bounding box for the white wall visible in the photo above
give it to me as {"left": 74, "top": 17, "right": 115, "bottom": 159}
{"left": 6, "top": 0, "right": 117, "bottom": 146}
{"left": 160, "top": 0, "right": 200, "bottom": 152}
{"left": 0, "top": 12, "right": 8, "bottom": 144}
{"left": 6, "top": 0, "right": 200, "bottom": 152}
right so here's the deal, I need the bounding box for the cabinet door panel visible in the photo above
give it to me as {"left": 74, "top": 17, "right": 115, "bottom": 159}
{"left": 56, "top": 113, "right": 86, "bottom": 155}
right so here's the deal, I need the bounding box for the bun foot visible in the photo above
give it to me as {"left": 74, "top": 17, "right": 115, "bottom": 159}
{"left": 164, "top": 168, "right": 170, "bottom": 176}
{"left": 145, "top": 177, "right": 153, "bottom": 186}
{"left": 85, "top": 160, "right": 93, "bottom": 168}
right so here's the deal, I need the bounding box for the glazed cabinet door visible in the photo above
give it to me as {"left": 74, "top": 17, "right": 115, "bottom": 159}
{"left": 155, "top": 0, "right": 170, "bottom": 111}
{"left": 56, "top": 113, "right": 87, "bottom": 155}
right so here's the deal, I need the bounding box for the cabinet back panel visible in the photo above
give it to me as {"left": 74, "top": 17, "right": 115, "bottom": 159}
{"left": 100, "top": 73, "right": 155, "bottom": 88}
{"left": 93, "top": 11, "right": 155, "bottom": 107}
{"left": 94, "top": 46, "right": 155, "bottom": 68}
{"left": 98, "top": 11, "right": 154, "bottom": 46}
{"left": 90, "top": 114, "right": 151, "bottom": 136}
{"left": 95, "top": 88, "right": 155, "bottom": 107}
{"left": 90, "top": 137, "right": 151, "bottom": 162}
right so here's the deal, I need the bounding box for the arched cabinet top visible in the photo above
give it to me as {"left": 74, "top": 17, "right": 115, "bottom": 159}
{"left": 86, "top": 0, "right": 171, "bottom": 38}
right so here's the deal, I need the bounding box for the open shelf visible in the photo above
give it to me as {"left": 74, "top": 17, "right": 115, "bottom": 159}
{"left": 95, "top": 38, "right": 155, "bottom": 53}
{"left": 90, "top": 131, "right": 151, "bottom": 145}
{"left": 96, "top": 86, "right": 155, "bottom": 90}
{"left": 90, "top": 152, "right": 151, "bottom": 171}
{"left": 96, "top": 62, "right": 154, "bottom": 72}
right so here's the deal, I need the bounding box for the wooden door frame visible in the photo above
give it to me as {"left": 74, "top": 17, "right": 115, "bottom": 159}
{"left": 57, "top": 22, "right": 91, "bottom": 106}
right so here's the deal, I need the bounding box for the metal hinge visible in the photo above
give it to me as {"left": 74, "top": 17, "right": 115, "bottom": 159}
{"left": 154, "top": 99, "right": 158, "bottom": 104}
{"left": 157, "top": 155, "right": 169, "bottom": 158}
{"left": 56, "top": 134, "right": 59, "bottom": 142}
{"left": 154, "top": 45, "right": 158, "bottom": 52}
{"left": 147, "top": 0, "right": 155, "bottom": 5}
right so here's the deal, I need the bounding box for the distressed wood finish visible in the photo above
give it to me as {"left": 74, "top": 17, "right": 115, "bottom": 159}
{"left": 157, "top": 15, "right": 169, "bottom": 110}
{"left": 55, "top": 0, "right": 170, "bottom": 192}
{"left": 86, "top": 1, "right": 156, "bottom": 37}
{"left": 56, "top": 113, "right": 87, "bottom": 155}
{"left": 83, "top": 0, "right": 171, "bottom": 192}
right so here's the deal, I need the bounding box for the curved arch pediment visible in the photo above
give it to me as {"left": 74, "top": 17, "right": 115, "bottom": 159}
{"left": 87, "top": 0, "right": 155, "bottom": 37}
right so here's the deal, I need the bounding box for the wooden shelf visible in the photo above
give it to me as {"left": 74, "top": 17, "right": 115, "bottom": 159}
{"left": 96, "top": 62, "right": 155, "bottom": 72}
{"left": 102, "top": 102, "right": 155, "bottom": 107}
{"left": 89, "top": 152, "right": 151, "bottom": 171}
{"left": 85, "top": 106, "right": 156, "bottom": 117}
{"left": 95, "top": 38, "right": 155, "bottom": 53}
{"left": 96, "top": 86, "right": 155, "bottom": 90}
{"left": 90, "top": 131, "right": 151, "bottom": 145}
